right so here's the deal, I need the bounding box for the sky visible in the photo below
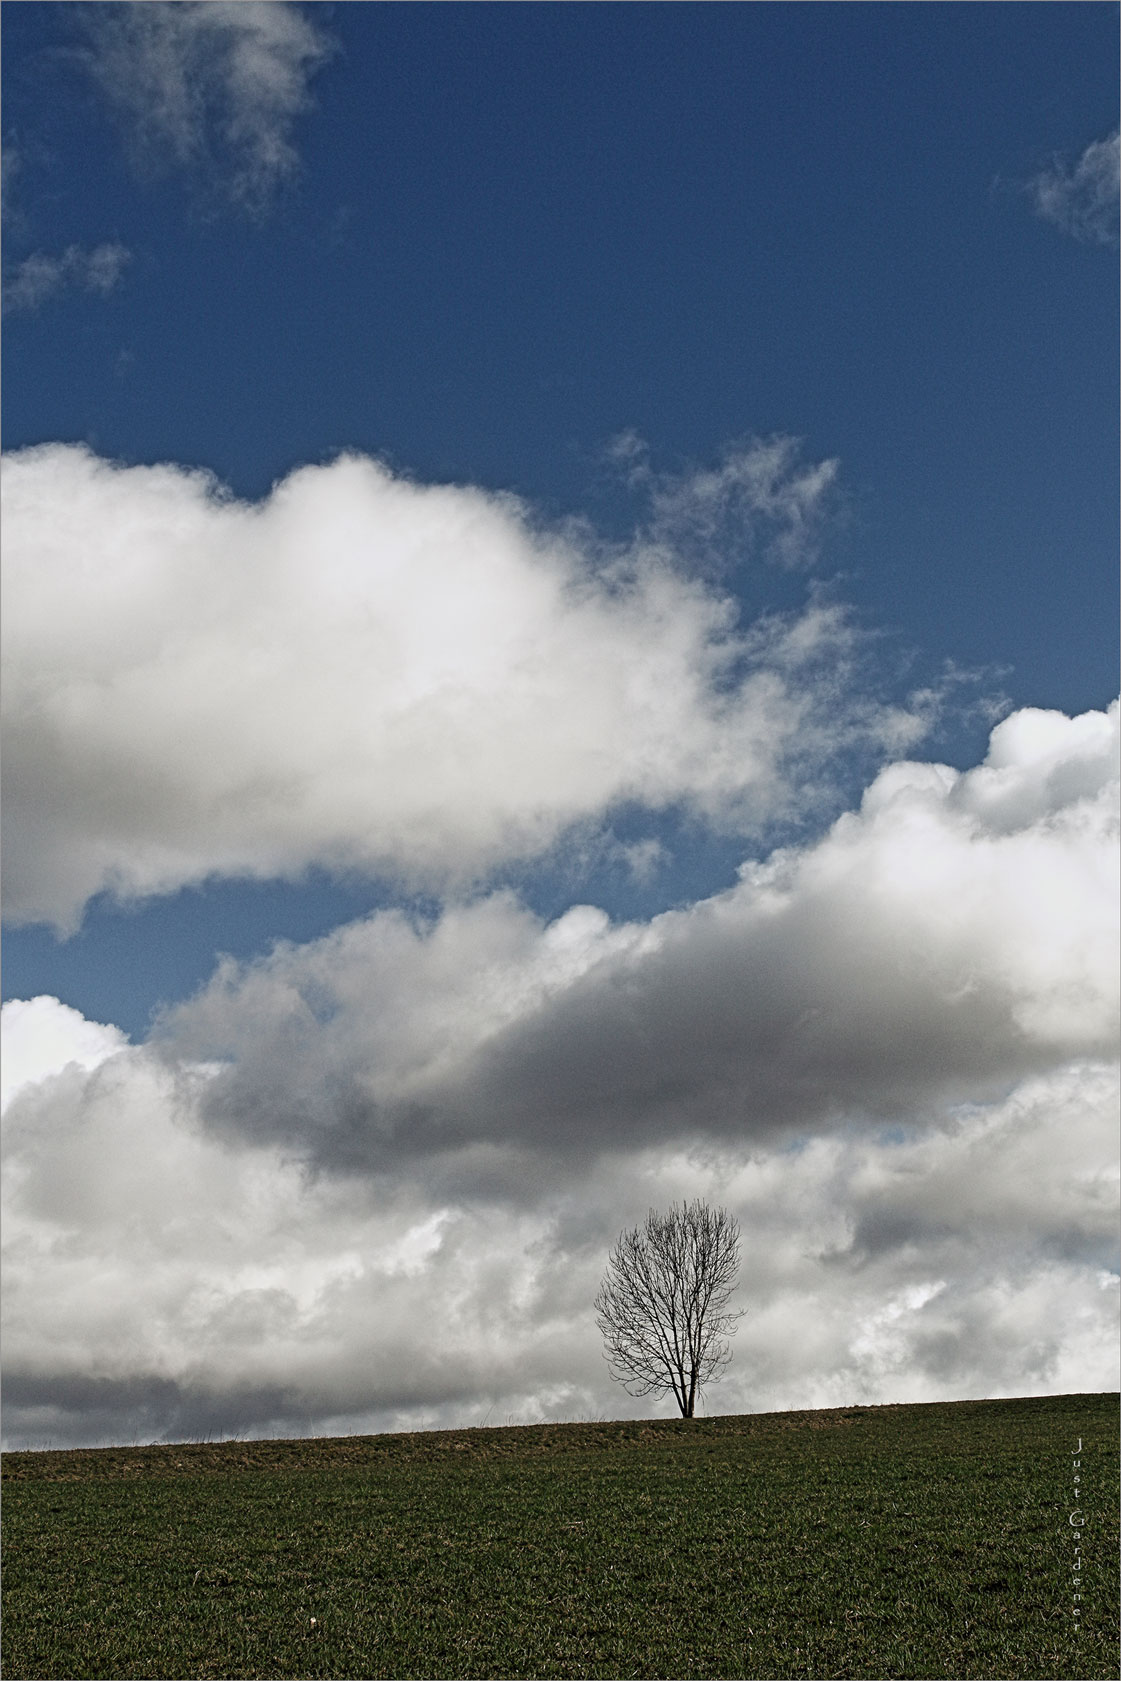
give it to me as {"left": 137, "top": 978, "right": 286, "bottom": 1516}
{"left": 1, "top": 1, "right": 1117, "bottom": 1451}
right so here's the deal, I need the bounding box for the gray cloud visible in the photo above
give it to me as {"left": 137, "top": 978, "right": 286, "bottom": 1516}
{"left": 0, "top": 1371, "right": 301, "bottom": 1452}
{"left": 1029, "top": 130, "right": 1120, "bottom": 248}
{"left": 157, "top": 700, "right": 1118, "bottom": 1182}
{"left": 80, "top": 1, "right": 335, "bottom": 214}
{"left": 2, "top": 1037, "right": 1115, "bottom": 1449}
{"left": 3, "top": 241, "right": 131, "bottom": 314}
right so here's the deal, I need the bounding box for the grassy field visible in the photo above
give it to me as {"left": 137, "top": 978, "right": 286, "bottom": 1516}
{"left": 2, "top": 1392, "right": 1116, "bottom": 1680}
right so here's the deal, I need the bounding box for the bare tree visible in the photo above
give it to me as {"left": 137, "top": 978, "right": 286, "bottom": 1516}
{"left": 594, "top": 1199, "right": 742, "bottom": 1418}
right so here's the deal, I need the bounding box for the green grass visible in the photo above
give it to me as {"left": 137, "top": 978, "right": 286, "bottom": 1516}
{"left": 3, "top": 1393, "right": 1117, "bottom": 1679}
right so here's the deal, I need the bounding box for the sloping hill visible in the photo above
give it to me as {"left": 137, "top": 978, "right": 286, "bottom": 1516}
{"left": 3, "top": 1393, "right": 1117, "bottom": 1679}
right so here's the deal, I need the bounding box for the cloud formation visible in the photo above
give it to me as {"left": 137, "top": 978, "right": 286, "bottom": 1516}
{"left": 1030, "top": 129, "right": 1120, "bottom": 248}
{"left": 2, "top": 1013, "right": 1115, "bottom": 1450}
{"left": 0, "top": 995, "right": 127, "bottom": 1113}
{"left": 610, "top": 433, "right": 840, "bottom": 571}
{"left": 80, "top": 1, "right": 334, "bottom": 213}
{"left": 157, "top": 699, "right": 1120, "bottom": 1180}
{"left": 3, "top": 702, "right": 1116, "bottom": 1447}
{"left": 3, "top": 242, "right": 131, "bottom": 314}
{"left": 2, "top": 443, "right": 931, "bottom": 933}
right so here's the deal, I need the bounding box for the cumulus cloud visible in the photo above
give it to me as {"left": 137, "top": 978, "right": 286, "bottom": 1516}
{"left": 2, "top": 1007, "right": 1115, "bottom": 1449}
{"left": 1029, "top": 129, "right": 1120, "bottom": 248}
{"left": 155, "top": 700, "right": 1118, "bottom": 1180}
{"left": 0, "top": 995, "right": 127, "bottom": 1113}
{"left": 3, "top": 241, "right": 131, "bottom": 313}
{"left": 79, "top": 1, "right": 334, "bottom": 213}
{"left": 2, "top": 442, "right": 930, "bottom": 933}
{"left": 3, "top": 702, "right": 1116, "bottom": 1447}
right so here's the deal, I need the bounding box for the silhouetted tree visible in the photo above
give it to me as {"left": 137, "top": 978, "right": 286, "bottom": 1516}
{"left": 595, "top": 1199, "right": 742, "bottom": 1418}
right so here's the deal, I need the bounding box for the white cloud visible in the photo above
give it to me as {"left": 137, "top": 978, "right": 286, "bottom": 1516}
{"left": 3, "top": 704, "right": 1116, "bottom": 1447}
{"left": 2, "top": 443, "right": 929, "bottom": 933}
{"left": 80, "top": 0, "right": 335, "bottom": 213}
{"left": 614, "top": 433, "right": 840, "bottom": 571}
{"left": 0, "top": 996, "right": 127, "bottom": 1114}
{"left": 3, "top": 242, "right": 131, "bottom": 314}
{"left": 1030, "top": 130, "right": 1120, "bottom": 248}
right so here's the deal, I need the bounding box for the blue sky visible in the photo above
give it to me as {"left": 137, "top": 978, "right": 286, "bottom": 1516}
{"left": 4, "top": 2, "right": 1118, "bottom": 1034}
{"left": 2, "top": 3, "right": 1117, "bottom": 1448}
